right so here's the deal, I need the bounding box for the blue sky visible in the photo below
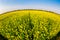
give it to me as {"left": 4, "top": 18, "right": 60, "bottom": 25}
{"left": 0, "top": 0, "right": 60, "bottom": 6}
{"left": 0, "top": 0, "right": 60, "bottom": 14}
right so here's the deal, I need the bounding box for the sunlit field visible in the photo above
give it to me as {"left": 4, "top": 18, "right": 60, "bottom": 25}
{"left": 0, "top": 10, "right": 60, "bottom": 40}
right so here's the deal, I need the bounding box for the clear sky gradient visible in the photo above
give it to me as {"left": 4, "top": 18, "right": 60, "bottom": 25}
{"left": 0, "top": 0, "right": 60, "bottom": 14}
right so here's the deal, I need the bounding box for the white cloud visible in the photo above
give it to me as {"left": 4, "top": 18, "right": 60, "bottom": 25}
{"left": 0, "top": 4, "right": 60, "bottom": 14}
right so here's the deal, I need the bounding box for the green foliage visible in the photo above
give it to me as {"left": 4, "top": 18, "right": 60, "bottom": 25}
{"left": 0, "top": 10, "right": 60, "bottom": 40}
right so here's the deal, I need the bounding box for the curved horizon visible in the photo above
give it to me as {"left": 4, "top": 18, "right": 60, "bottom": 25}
{"left": 0, "top": 0, "right": 60, "bottom": 14}
{"left": 0, "top": 9, "right": 60, "bottom": 16}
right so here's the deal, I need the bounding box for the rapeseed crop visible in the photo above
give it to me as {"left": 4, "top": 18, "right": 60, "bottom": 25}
{"left": 0, "top": 10, "right": 60, "bottom": 40}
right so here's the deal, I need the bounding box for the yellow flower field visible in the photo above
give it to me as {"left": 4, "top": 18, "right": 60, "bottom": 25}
{"left": 0, "top": 9, "right": 60, "bottom": 40}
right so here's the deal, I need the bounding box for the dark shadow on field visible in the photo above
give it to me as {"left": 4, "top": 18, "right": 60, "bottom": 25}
{"left": 0, "top": 34, "right": 8, "bottom": 40}
{"left": 50, "top": 32, "right": 60, "bottom": 40}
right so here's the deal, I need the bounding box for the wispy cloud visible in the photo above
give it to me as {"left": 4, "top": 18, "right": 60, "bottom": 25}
{"left": 0, "top": 0, "right": 60, "bottom": 14}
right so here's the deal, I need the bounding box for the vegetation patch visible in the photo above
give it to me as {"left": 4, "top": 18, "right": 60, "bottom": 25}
{"left": 0, "top": 10, "right": 60, "bottom": 40}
